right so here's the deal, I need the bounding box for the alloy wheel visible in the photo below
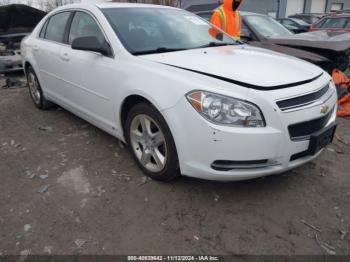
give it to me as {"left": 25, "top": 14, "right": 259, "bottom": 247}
{"left": 129, "top": 114, "right": 167, "bottom": 173}
{"left": 28, "top": 72, "right": 41, "bottom": 105}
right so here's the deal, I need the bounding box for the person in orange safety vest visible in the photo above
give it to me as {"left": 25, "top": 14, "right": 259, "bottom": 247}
{"left": 210, "top": 0, "right": 244, "bottom": 40}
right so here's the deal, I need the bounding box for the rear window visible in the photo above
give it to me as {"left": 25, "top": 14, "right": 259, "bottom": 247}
{"left": 44, "top": 12, "right": 71, "bottom": 43}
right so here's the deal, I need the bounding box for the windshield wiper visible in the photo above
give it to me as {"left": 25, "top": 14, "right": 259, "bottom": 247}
{"left": 195, "top": 42, "right": 238, "bottom": 49}
{"left": 132, "top": 42, "right": 239, "bottom": 55}
{"left": 133, "top": 47, "right": 188, "bottom": 56}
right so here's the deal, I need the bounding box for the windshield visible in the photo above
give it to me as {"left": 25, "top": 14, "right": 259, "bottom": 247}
{"left": 245, "top": 15, "right": 293, "bottom": 37}
{"left": 102, "top": 8, "right": 238, "bottom": 55}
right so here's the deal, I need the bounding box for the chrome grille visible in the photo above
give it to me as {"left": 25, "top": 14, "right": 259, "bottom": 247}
{"left": 276, "top": 83, "right": 330, "bottom": 111}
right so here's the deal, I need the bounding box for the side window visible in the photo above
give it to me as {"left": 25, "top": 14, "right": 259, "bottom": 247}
{"left": 39, "top": 19, "right": 49, "bottom": 38}
{"left": 68, "top": 12, "right": 105, "bottom": 45}
{"left": 321, "top": 18, "right": 347, "bottom": 28}
{"left": 345, "top": 19, "right": 350, "bottom": 28}
{"left": 45, "top": 12, "right": 71, "bottom": 43}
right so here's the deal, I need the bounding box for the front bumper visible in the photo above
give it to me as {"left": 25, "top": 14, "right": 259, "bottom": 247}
{"left": 163, "top": 83, "right": 337, "bottom": 181}
{"left": 0, "top": 53, "right": 23, "bottom": 73}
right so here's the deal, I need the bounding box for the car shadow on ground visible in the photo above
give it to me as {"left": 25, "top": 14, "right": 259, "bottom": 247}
{"left": 54, "top": 102, "right": 297, "bottom": 188}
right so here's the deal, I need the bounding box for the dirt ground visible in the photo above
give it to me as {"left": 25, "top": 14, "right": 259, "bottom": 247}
{"left": 0, "top": 73, "right": 349, "bottom": 256}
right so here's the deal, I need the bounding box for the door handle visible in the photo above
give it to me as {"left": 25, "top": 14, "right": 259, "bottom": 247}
{"left": 60, "top": 53, "right": 70, "bottom": 62}
{"left": 33, "top": 45, "right": 39, "bottom": 51}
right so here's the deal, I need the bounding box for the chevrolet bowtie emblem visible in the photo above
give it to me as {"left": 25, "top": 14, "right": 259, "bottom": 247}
{"left": 321, "top": 105, "right": 329, "bottom": 114}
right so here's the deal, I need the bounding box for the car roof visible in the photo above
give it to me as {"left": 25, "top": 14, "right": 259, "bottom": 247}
{"left": 281, "top": 17, "right": 304, "bottom": 22}
{"left": 55, "top": 2, "right": 177, "bottom": 12}
{"left": 319, "top": 13, "right": 350, "bottom": 19}
{"left": 240, "top": 11, "right": 266, "bottom": 17}
{"left": 290, "top": 13, "right": 324, "bottom": 16}
{"left": 95, "top": 2, "right": 176, "bottom": 9}
{"left": 337, "top": 8, "right": 350, "bottom": 12}
{"left": 194, "top": 9, "right": 280, "bottom": 17}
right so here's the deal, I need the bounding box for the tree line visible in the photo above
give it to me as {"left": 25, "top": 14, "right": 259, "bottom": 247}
{"left": 0, "top": 0, "right": 80, "bottom": 12}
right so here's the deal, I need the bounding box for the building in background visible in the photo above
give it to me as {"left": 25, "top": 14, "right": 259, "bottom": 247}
{"left": 2, "top": 0, "right": 349, "bottom": 16}
{"left": 182, "top": 0, "right": 350, "bottom": 18}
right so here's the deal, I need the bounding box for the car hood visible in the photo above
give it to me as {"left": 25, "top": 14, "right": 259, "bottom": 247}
{"left": 0, "top": 4, "right": 46, "bottom": 36}
{"left": 248, "top": 41, "right": 330, "bottom": 62}
{"left": 268, "top": 31, "right": 350, "bottom": 52}
{"left": 140, "top": 45, "right": 324, "bottom": 90}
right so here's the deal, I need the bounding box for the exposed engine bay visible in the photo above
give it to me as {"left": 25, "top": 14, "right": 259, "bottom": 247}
{"left": 0, "top": 4, "right": 45, "bottom": 74}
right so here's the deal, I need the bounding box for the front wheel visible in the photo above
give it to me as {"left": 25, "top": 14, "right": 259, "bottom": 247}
{"left": 125, "top": 103, "right": 180, "bottom": 181}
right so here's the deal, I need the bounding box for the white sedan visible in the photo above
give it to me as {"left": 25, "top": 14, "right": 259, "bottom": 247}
{"left": 21, "top": 3, "right": 337, "bottom": 181}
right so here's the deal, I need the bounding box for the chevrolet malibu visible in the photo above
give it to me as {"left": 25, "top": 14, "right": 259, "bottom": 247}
{"left": 21, "top": 3, "right": 337, "bottom": 181}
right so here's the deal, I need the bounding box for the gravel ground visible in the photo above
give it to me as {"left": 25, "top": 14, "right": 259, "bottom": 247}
{"left": 0, "top": 73, "right": 349, "bottom": 255}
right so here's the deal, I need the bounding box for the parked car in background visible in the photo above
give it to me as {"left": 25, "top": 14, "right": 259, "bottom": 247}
{"left": 288, "top": 13, "right": 324, "bottom": 24}
{"left": 197, "top": 11, "right": 350, "bottom": 72}
{"left": 310, "top": 14, "right": 350, "bottom": 32}
{"left": 336, "top": 8, "right": 350, "bottom": 14}
{"left": 0, "top": 4, "right": 46, "bottom": 73}
{"left": 195, "top": 10, "right": 213, "bottom": 21}
{"left": 277, "top": 18, "right": 310, "bottom": 33}
{"left": 22, "top": 3, "right": 338, "bottom": 181}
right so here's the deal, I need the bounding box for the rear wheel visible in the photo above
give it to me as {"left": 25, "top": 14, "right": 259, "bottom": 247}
{"left": 26, "top": 66, "right": 54, "bottom": 110}
{"left": 125, "top": 103, "right": 180, "bottom": 181}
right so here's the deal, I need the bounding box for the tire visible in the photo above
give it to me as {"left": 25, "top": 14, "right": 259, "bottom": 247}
{"left": 26, "top": 66, "right": 54, "bottom": 110}
{"left": 125, "top": 102, "right": 180, "bottom": 181}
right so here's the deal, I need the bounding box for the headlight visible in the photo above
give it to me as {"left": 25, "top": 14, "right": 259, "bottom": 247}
{"left": 186, "top": 91, "right": 265, "bottom": 127}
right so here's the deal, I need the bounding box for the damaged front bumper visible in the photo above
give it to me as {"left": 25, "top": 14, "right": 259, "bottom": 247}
{"left": 162, "top": 75, "right": 338, "bottom": 181}
{"left": 0, "top": 49, "right": 23, "bottom": 73}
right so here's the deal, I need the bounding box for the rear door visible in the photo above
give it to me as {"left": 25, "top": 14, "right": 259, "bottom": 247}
{"left": 32, "top": 11, "right": 72, "bottom": 98}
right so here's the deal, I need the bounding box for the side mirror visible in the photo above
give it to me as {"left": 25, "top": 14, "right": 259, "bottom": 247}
{"left": 71, "top": 36, "right": 112, "bottom": 56}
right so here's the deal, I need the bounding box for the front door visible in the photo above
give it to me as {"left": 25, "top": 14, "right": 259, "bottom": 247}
{"left": 58, "top": 11, "right": 117, "bottom": 134}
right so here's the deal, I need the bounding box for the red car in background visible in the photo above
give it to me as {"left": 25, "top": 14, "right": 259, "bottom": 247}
{"left": 310, "top": 14, "right": 350, "bottom": 32}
